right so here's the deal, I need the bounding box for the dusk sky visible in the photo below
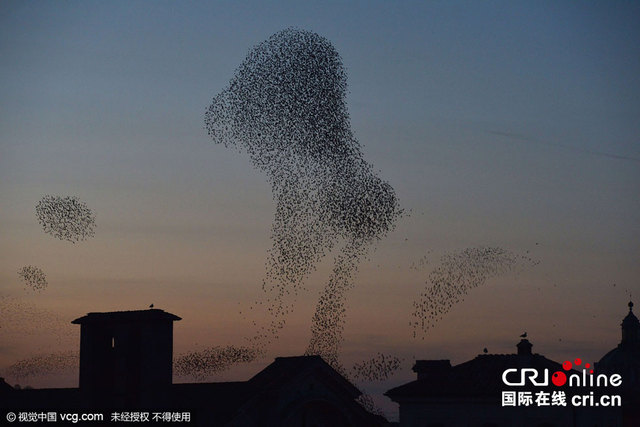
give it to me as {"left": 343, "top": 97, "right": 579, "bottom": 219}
{"left": 1, "top": 1, "right": 639, "bottom": 418}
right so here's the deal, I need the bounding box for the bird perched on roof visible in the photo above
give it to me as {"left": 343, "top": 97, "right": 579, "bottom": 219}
{"left": 520, "top": 332, "right": 527, "bottom": 338}
{"left": 149, "top": 304, "right": 154, "bottom": 308}
{"left": 483, "top": 348, "right": 488, "bottom": 354}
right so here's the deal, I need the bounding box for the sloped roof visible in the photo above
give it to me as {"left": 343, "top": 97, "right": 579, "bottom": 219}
{"left": 72, "top": 309, "right": 181, "bottom": 324}
{"left": 173, "top": 357, "right": 362, "bottom": 412}
{"left": 0, "top": 378, "right": 15, "bottom": 394}
{"left": 248, "top": 355, "right": 361, "bottom": 398}
{"left": 171, "top": 356, "right": 370, "bottom": 425}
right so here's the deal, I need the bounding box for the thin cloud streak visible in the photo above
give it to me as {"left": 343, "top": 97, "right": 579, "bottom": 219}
{"left": 486, "top": 130, "right": 640, "bottom": 163}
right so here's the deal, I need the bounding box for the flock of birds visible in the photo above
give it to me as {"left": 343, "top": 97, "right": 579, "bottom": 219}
{"left": 35, "top": 195, "right": 96, "bottom": 243}
{"left": 0, "top": 295, "right": 74, "bottom": 343}
{"left": 350, "top": 353, "right": 404, "bottom": 382}
{"left": 173, "top": 345, "right": 258, "bottom": 381}
{"left": 411, "top": 246, "right": 539, "bottom": 338}
{"left": 4, "top": 351, "right": 78, "bottom": 380}
{"left": 15, "top": 195, "right": 96, "bottom": 292}
{"left": 205, "top": 28, "right": 402, "bottom": 368}
{"left": 17, "top": 265, "right": 47, "bottom": 292}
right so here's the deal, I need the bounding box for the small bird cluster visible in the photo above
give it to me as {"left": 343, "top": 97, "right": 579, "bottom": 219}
{"left": 411, "top": 246, "right": 537, "bottom": 337}
{"left": 350, "top": 352, "right": 403, "bottom": 382}
{"left": 355, "top": 392, "right": 386, "bottom": 417}
{"left": 173, "top": 345, "right": 259, "bottom": 381}
{"left": 205, "top": 28, "right": 401, "bottom": 365}
{"left": 304, "top": 243, "right": 362, "bottom": 369}
{"left": 3, "top": 351, "right": 78, "bottom": 380}
{"left": 0, "top": 295, "right": 74, "bottom": 343}
{"left": 409, "top": 252, "right": 432, "bottom": 271}
{"left": 35, "top": 195, "right": 96, "bottom": 243}
{"left": 17, "top": 265, "right": 48, "bottom": 292}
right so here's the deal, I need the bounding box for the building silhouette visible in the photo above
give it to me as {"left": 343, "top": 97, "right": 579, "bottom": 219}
{"left": 385, "top": 302, "right": 640, "bottom": 427}
{"left": 595, "top": 301, "right": 640, "bottom": 426}
{"left": 1, "top": 309, "right": 386, "bottom": 427}
{"left": 72, "top": 309, "right": 180, "bottom": 407}
{"left": 385, "top": 339, "right": 585, "bottom": 426}
{"left": 2, "top": 303, "right": 638, "bottom": 426}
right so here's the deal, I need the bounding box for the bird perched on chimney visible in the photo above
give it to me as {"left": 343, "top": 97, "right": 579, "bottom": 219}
{"left": 520, "top": 332, "right": 527, "bottom": 338}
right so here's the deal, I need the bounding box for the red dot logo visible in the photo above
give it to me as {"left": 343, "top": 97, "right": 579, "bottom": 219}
{"left": 552, "top": 371, "right": 567, "bottom": 386}
{"left": 562, "top": 360, "right": 572, "bottom": 370}
{"left": 574, "top": 358, "right": 582, "bottom": 365}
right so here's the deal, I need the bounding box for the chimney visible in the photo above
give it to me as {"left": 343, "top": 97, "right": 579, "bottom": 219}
{"left": 412, "top": 360, "right": 451, "bottom": 380}
{"left": 517, "top": 339, "right": 533, "bottom": 356}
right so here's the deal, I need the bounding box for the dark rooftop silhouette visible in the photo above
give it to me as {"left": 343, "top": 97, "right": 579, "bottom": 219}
{"left": 387, "top": 302, "right": 640, "bottom": 426}
{"left": 72, "top": 309, "right": 181, "bottom": 324}
{"left": 387, "top": 339, "right": 564, "bottom": 399}
{"left": 2, "top": 309, "right": 386, "bottom": 426}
